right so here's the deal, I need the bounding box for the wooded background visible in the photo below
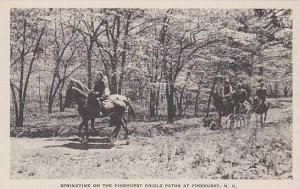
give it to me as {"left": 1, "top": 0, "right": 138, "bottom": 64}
{"left": 10, "top": 8, "right": 292, "bottom": 128}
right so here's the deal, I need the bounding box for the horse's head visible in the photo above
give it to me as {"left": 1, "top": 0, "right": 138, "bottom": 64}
{"left": 64, "top": 81, "right": 88, "bottom": 108}
{"left": 212, "top": 90, "right": 222, "bottom": 108}
{"left": 69, "top": 77, "right": 90, "bottom": 93}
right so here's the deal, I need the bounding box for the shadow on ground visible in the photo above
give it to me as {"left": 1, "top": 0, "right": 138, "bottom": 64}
{"left": 44, "top": 137, "right": 111, "bottom": 143}
{"left": 44, "top": 142, "right": 114, "bottom": 150}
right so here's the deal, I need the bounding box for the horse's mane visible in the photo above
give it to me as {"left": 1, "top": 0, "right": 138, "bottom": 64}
{"left": 72, "top": 86, "right": 88, "bottom": 98}
{"left": 70, "top": 78, "right": 90, "bottom": 94}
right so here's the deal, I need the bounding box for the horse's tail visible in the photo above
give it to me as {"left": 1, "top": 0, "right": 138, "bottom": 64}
{"left": 124, "top": 98, "right": 136, "bottom": 119}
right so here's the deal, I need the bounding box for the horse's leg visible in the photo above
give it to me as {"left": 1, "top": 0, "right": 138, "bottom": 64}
{"left": 110, "top": 127, "right": 119, "bottom": 144}
{"left": 78, "top": 121, "right": 84, "bottom": 142}
{"left": 218, "top": 111, "right": 222, "bottom": 129}
{"left": 264, "top": 111, "right": 267, "bottom": 126}
{"left": 91, "top": 117, "right": 97, "bottom": 134}
{"left": 255, "top": 113, "right": 259, "bottom": 128}
{"left": 260, "top": 114, "right": 263, "bottom": 127}
{"left": 246, "top": 109, "right": 251, "bottom": 126}
{"left": 121, "top": 117, "right": 130, "bottom": 145}
{"left": 231, "top": 107, "right": 237, "bottom": 130}
{"left": 229, "top": 114, "right": 234, "bottom": 130}
{"left": 243, "top": 114, "right": 247, "bottom": 127}
{"left": 110, "top": 125, "right": 118, "bottom": 144}
{"left": 110, "top": 117, "right": 122, "bottom": 144}
{"left": 83, "top": 120, "right": 89, "bottom": 144}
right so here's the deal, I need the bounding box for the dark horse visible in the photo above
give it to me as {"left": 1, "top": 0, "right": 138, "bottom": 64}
{"left": 212, "top": 91, "right": 252, "bottom": 129}
{"left": 253, "top": 97, "right": 269, "bottom": 127}
{"left": 212, "top": 91, "right": 235, "bottom": 129}
{"left": 64, "top": 78, "right": 135, "bottom": 144}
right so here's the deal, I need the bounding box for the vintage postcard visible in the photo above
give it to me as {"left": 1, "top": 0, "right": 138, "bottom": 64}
{"left": 0, "top": 0, "right": 299, "bottom": 189}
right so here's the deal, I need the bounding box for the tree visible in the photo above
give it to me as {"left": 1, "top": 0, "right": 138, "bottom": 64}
{"left": 94, "top": 9, "right": 145, "bottom": 94}
{"left": 70, "top": 9, "right": 106, "bottom": 89}
{"left": 47, "top": 9, "right": 83, "bottom": 113}
{"left": 10, "top": 9, "right": 47, "bottom": 127}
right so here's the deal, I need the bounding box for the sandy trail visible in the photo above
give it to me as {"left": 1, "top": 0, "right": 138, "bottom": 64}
{"left": 10, "top": 100, "right": 292, "bottom": 179}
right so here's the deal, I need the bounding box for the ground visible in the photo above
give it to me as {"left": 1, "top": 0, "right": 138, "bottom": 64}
{"left": 10, "top": 98, "right": 292, "bottom": 179}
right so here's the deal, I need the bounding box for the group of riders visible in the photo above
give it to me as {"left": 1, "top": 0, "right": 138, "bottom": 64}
{"left": 90, "top": 69, "right": 268, "bottom": 118}
{"left": 219, "top": 78, "right": 268, "bottom": 115}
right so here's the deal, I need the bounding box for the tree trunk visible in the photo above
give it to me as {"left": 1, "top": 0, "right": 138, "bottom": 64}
{"left": 178, "top": 84, "right": 187, "bottom": 117}
{"left": 38, "top": 75, "right": 42, "bottom": 110}
{"left": 87, "top": 43, "right": 93, "bottom": 89}
{"left": 10, "top": 82, "right": 19, "bottom": 127}
{"left": 205, "top": 77, "right": 218, "bottom": 118}
{"left": 48, "top": 68, "right": 57, "bottom": 114}
{"left": 48, "top": 97, "right": 54, "bottom": 114}
{"left": 149, "top": 90, "right": 156, "bottom": 117}
{"left": 194, "top": 85, "right": 201, "bottom": 116}
{"left": 205, "top": 64, "right": 220, "bottom": 118}
{"left": 110, "top": 62, "right": 118, "bottom": 94}
{"left": 166, "top": 82, "right": 175, "bottom": 124}
{"left": 155, "top": 89, "right": 160, "bottom": 116}
{"left": 59, "top": 67, "right": 67, "bottom": 112}
{"left": 17, "top": 102, "right": 24, "bottom": 128}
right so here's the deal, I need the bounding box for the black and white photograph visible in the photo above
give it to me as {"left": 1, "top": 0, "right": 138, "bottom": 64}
{"left": 1, "top": 1, "right": 300, "bottom": 188}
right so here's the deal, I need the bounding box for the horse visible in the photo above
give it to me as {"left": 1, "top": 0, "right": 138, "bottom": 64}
{"left": 64, "top": 78, "right": 135, "bottom": 144}
{"left": 252, "top": 97, "right": 269, "bottom": 127}
{"left": 212, "top": 91, "right": 252, "bottom": 129}
{"left": 212, "top": 91, "right": 235, "bottom": 129}
{"left": 232, "top": 99, "right": 252, "bottom": 128}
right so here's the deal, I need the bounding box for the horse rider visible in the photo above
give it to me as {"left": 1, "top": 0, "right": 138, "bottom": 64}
{"left": 255, "top": 81, "right": 268, "bottom": 107}
{"left": 93, "top": 71, "right": 110, "bottom": 101}
{"left": 221, "top": 79, "right": 233, "bottom": 112}
{"left": 235, "top": 83, "right": 250, "bottom": 112}
{"left": 91, "top": 71, "right": 110, "bottom": 116}
{"left": 241, "top": 82, "right": 252, "bottom": 99}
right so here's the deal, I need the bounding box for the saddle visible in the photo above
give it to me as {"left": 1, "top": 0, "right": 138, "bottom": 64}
{"left": 88, "top": 91, "right": 108, "bottom": 117}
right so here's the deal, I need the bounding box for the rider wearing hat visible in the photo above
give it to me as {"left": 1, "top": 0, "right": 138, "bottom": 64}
{"left": 94, "top": 71, "right": 110, "bottom": 100}
{"left": 91, "top": 71, "right": 110, "bottom": 117}
{"left": 236, "top": 83, "right": 248, "bottom": 104}
{"left": 222, "top": 78, "right": 233, "bottom": 109}
{"left": 235, "top": 82, "right": 250, "bottom": 112}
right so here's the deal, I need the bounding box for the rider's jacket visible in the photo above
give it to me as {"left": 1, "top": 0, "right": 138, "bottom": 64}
{"left": 241, "top": 84, "right": 251, "bottom": 98}
{"left": 236, "top": 88, "right": 248, "bottom": 103}
{"left": 94, "top": 79, "right": 105, "bottom": 97}
{"left": 94, "top": 75, "right": 110, "bottom": 99}
{"left": 256, "top": 87, "right": 267, "bottom": 101}
{"left": 222, "top": 85, "right": 233, "bottom": 99}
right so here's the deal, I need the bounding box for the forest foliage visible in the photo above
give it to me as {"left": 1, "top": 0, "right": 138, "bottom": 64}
{"left": 10, "top": 8, "right": 292, "bottom": 127}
